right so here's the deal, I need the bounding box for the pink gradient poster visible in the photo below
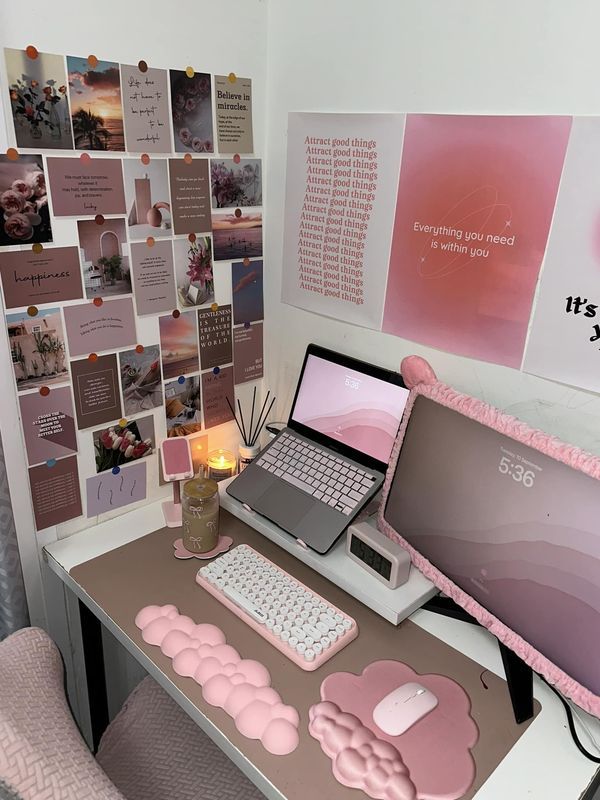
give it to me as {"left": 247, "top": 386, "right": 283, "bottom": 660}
{"left": 524, "top": 118, "right": 600, "bottom": 392}
{"left": 382, "top": 115, "right": 571, "bottom": 367}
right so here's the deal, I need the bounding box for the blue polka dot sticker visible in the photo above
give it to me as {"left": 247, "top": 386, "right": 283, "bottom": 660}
{"left": 46, "top": 458, "right": 56, "bottom": 468}
{"left": 213, "top": 366, "right": 220, "bottom": 375}
{"left": 112, "top": 466, "right": 121, "bottom": 475}
{"left": 178, "top": 375, "right": 185, "bottom": 384}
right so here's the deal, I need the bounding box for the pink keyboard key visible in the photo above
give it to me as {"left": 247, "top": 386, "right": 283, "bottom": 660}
{"left": 195, "top": 544, "right": 358, "bottom": 671}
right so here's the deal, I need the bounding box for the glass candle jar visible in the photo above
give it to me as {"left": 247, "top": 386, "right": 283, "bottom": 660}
{"left": 207, "top": 449, "right": 236, "bottom": 481}
{"left": 181, "top": 477, "right": 219, "bottom": 554}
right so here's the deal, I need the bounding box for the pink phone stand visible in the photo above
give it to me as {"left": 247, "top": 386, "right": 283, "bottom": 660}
{"left": 173, "top": 535, "right": 233, "bottom": 560}
{"left": 135, "top": 603, "right": 300, "bottom": 755}
{"left": 309, "top": 660, "right": 478, "bottom": 800}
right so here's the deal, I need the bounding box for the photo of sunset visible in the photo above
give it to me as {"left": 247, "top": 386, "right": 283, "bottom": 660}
{"left": 67, "top": 56, "right": 125, "bottom": 151}
{"left": 158, "top": 311, "right": 199, "bottom": 378}
{"left": 212, "top": 212, "right": 263, "bottom": 261}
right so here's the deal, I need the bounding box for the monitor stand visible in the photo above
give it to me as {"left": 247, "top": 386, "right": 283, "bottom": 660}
{"left": 423, "top": 595, "right": 534, "bottom": 724}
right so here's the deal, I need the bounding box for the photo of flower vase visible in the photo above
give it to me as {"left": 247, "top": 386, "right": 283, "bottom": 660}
{"left": 174, "top": 236, "right": 214, "bottom": 308}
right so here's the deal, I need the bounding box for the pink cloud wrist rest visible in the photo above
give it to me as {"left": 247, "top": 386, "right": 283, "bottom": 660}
{"left": 134, "top": 604, "right": 299, "bottom": 755}
{"left": 309, "top": 660, "right": 478, "bottom": 800}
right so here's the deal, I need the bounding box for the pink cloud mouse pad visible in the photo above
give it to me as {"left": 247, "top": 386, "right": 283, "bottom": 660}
{"left": 310, "top": 660, "right": 478, "bottom": 800}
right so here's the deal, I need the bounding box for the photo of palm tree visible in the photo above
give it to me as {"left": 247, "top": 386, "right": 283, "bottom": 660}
{"left": 6, "top": 307, "right": 68, "bottom": 392}
{"left": 67, "top": 56, "right": 125, "bottom": 151}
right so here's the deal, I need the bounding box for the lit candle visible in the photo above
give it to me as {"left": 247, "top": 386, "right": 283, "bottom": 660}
{"left": 207, "top": 448, "right": 236, "bottom": 482}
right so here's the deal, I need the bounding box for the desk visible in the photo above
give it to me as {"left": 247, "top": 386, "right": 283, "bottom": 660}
{"left": 44, "top": 499, "right": 600, "bottom": 800}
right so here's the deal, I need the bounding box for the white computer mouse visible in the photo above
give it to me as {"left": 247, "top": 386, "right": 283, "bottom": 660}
{"left": 372, "top": 682, "right": 438, "bottom": 736}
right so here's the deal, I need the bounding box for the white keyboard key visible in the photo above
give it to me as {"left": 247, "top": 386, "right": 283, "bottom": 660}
{"left": 342, "top": 619, "right": 353, "bottom": 630}
{"left": 296, "top": 642, "right": 307, "bottom": 655}
{"left": 223, "top": 586, "right": 268, "bottom": 624}
{"left": 281, "top": 630, "right": 290, "bottom": 642}
{"left": 288, "top": 636, "right": 299, "bottom": 648}
{"left": 328, "top": 631, "right": 338, "bottom": 644}
{"left": 304, "top": 648, "right": 315, "bottom": 662}
{"left": 335, "top": 625, "right": 345, "bottom": 636}
{"left": 313, "top": 643, "right": 323, "bottom": 656}
{"left": 320, "top": 637, "right": 331, "bottom": 649}
{"left": 316, "top": 621, "right": 330, "bottom": 635}
{"left": 305, "top": 624, "right": 321, "bottom": 640}
{"left": 273, "top": 625, "right": 283, "bottom": 636}
{"left": 290, "top": 626, "right": 306, "bottom": 642}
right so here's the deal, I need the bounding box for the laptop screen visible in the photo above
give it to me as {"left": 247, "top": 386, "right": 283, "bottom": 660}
{"left": 290, "top": 351, "right": 409, "bottom": 465}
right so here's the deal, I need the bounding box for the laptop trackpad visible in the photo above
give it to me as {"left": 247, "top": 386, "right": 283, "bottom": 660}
{"left": 254, "top": 482, "right": 313, "bottom": 529}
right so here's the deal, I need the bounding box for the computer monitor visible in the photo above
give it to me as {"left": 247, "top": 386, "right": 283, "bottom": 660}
{"left": 380, "top": 391, "right": 600, "bottom": 719}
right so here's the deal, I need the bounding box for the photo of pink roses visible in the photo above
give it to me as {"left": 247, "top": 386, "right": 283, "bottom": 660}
{"left": 170, "top": 70, "right": 214, "bottom": 154}
{"left": 0, "top": 155, "right": 52, "bottom": 247}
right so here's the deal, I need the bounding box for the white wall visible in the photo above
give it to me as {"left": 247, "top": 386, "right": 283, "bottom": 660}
{"left": 0, "top": 0, "right": 268, "bottom": 735}
{"left": 264, "top": 0, "right": 600, "bottom": 454}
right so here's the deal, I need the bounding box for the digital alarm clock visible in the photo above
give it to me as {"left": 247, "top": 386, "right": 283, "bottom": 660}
{"left": 346, "top": 520, "right": 411, "bottom": 589}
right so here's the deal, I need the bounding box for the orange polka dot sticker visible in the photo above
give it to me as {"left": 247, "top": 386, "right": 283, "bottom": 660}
{"left": 88, "top": 353, "right": 98, "bottom": 363}
{"left": 135, "top": 344, "right": 144, "bottom": 354}
{"left": 172, "top": 309, "right": 180, "bottom": 319}
{"left": 146, "top": 236, "right": 155, "bottom": 247}
{"left": 188, "top": 233, "right": 196, "bottom": 243}
{"left": 80, "top": 153, "right": 91, "bottom": 163}
{"left": 234, "top": 208, "right": 242, "bottom": 218}
{"left": 243, "top": 257, "right": 250, "bottom": 267}
{"left": 211, "top": 302, "right": 219, "bottom": 312}
{"left": 39, "top": 386, "right": 50, "bottom": 397}
{"left": 25, "top": 45, "right": 38, "bottom": 60}
{"left": 87, "top": 55, "right": 98, "bottom": 69}
{"left": 94, "top": 214, "right": 105, "bottom": 226}
{"left": 141, "top": 153, "right": 150, "bottom": 165}
{"left": 138, "top": 60, "right": 148, "bottom": 73}
{"left": 184, "top": 153, "right": 193, "bottom": 165}
{"left": 31, "top": 243, "right": 43, "bottom": 254}
{"left": 93, "top": 297, "right": 103, "bottom": 307}
{"left": 233, "top": 154, "right": 241, "bottom": 164}
{"left": 27, "top": 306, "right": 38, "bottom": 317}
{"left": 6, "top": 148, "right": 18, "bottom": 161}
{"left": 228, "top": 72, "right": 237, "bottom": 84}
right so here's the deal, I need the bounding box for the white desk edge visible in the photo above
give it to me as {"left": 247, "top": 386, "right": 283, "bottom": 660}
{"left": 44, "top": 497, "right": 600, "bottom": 800}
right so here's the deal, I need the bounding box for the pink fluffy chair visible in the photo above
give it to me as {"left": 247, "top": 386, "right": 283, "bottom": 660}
{"left": 0, "top": 627, "right": 265, "bottom": 800}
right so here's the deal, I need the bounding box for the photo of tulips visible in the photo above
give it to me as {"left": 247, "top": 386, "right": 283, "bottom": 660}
{"left": 170, "top": 70, "right": 214, "bottom": 154}
{"left": 93, "top": 415, "right": 155, "bottom": 474}
{"left": 5, "top": 48, "right": 74, "bottom": 150}
{"left": 0, "top": 155, "right": 52, "bottom": 247}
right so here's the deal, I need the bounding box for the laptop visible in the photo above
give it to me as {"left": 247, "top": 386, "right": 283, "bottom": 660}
{"left": 227, "top": 343, "right": 409, "bottom": 553}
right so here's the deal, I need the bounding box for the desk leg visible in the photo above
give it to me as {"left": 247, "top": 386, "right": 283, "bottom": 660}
{"left": 78, "top": 599, "right": 109, "bottom": 752}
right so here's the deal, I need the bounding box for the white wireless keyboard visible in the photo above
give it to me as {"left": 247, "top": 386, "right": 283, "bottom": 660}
{"left": 195, "top": 544, "right": 358, "bottom": 671}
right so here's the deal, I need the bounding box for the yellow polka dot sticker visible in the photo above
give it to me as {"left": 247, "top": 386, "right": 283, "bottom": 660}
{"left": 31, "top": 243, "right": 43, "bottom": 254}
{"left": 185, "top": 66, "right": 195, "bottom": 78}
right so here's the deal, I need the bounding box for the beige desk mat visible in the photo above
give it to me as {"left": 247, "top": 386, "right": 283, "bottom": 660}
{"left": 71, "top": 510, "right": 540, "bottom": 800}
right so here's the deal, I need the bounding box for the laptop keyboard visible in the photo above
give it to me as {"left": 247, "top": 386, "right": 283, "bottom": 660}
{"left": 255, "top": 431, "right": 377, "bottom": 515}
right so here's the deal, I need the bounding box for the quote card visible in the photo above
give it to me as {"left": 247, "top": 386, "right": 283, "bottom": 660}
{"left": 63, "top": 297, "right": 136, "bottom": 357}
{"left": 0, "top": 247, "right": 83, "bottom": 309}
{"left": 29, "top": 455, "right": 82, "bottom": 531}
{"left": 382, "top": 114, "right": 572, "bottom": 367}
{"left": 198, "top": 304, "right": 232, "bottom": 369}
{"left": 524, "top": 117, "right": 600, "bottom": 393}
{"left": 282, "top": 113, "right": 404, "bottom": 329}
{"left": 130, "top": 240, "right": 177, "bottom": 315}
{"left": 86, "top": 460, "right": 146, "bottom": 516}
{"left": 46, "top": 157, "right": 126, "bottom": 216}
{"left": 121, "top": 64, "right": 172, "bottom": 153}
{"left": 214, "top": 75, "right": 254, "bottom": 155}
{"left": 71, "top": 354, "right": 122, "bottom": 430}
{"left": 19, "top": 386, "right": 78, "bottom": 466}
{"left": 201, "top": 367, "right": 235, "bottom": 429}
{"left": 232, "top": 260, "right": 264, "bottom": 324}
{"left": 233, "top": 323, "right": 264, "bottom": 385}
{"left": 168, "top": 158, "right": 210, "bottom": 234}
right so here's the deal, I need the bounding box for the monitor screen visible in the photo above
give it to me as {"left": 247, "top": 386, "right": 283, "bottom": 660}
{"left": 290, "top": 352, "right": 410, "bottom": 465}
{"left": 383, "top": 395, "right": 600, "bottom": 698}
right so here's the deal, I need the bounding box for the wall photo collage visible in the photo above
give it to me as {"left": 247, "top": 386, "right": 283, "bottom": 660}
{"left": 1, "top": 46, "right": 263, "bottom": 531}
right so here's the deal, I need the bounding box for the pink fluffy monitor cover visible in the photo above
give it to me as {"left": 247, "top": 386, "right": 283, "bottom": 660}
{"left": 378, "top": 356, "right": 600, "bottom": 718}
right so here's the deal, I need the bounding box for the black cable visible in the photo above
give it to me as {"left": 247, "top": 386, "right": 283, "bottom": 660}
{"left": 543, "top": 678, "right": 600, "bottom": 763}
